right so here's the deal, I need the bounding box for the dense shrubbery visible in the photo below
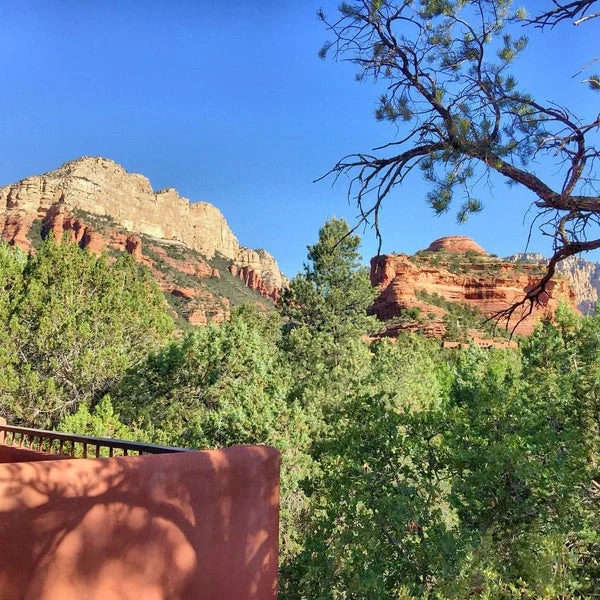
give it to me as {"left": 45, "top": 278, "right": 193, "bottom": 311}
{"left": 0, "top": 238, "right": 173, "bottom": 427}
{"left": 0, "top": 226, "right": 598, "bottom": 597}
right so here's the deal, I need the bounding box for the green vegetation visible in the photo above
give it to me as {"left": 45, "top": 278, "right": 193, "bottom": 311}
{"left": 140, "top": 236, "right": 272, "bottom": 323}
{"left": 26, "top": 219, "right": 44, "bottom": 249}
{"left": 415, "top": 289, "right": 512, "bottom": 340}
{"left": 281, "top": 218, "right": 378, "bottom": 340}
{"left": 207, "top": 253, "right": 273, "bottom": 310}
{"left": 40, "top": 209, "right": 273, "bottom": 324}
{"left": 0, "top": 238, "right": 173, "bottom": 428}
{"left": 0, "top": 221, "right": 598, "bottom": 597}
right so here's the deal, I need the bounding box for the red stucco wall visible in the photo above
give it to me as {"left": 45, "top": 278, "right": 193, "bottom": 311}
{"left": 0, "top": 444, "right": 280, "bottom": 600}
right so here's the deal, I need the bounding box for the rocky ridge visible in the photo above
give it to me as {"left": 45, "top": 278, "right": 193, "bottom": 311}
{"left": 0, "top": 157, "right": 287, "bottom": 325}
{"left": 370, "top": 236, "right": 579, "bottom": 339}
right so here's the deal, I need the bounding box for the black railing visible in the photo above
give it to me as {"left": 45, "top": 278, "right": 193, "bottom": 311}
{"left": 0, "top": 421, "right": 188, "bottom": 458}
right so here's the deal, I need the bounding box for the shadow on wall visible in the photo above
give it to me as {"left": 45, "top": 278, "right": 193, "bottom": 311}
{"left": 0, "top": 444, "right": 280, "bottom": 600}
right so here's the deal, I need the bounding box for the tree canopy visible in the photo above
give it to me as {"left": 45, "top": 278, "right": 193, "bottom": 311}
{"left": 0, "top": 239, "right": 174, "bottom": 427}
{"left": 318, "top": 0, "right": 600, "bottom": 325}
{"left": 282, "top": 217, "right": 377, "bottom": 338}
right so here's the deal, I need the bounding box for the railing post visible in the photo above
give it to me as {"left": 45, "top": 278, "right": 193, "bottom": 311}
{"left": 0, "top": 417, "right": 6, "bottom": 445}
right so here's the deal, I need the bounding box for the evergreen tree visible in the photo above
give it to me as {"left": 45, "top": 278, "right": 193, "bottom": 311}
{"left": 0, "top": 238, "right": 174, "bottom": 427}
{"left": 282, "top": 218, "right": 377, "bottom": 339}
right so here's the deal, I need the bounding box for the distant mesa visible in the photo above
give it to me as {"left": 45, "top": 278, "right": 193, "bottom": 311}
{"left": 424, "top": 236, "right": 487, "bottom": 255}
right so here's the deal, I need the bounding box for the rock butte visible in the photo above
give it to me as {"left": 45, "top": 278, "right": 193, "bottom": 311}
{"left": 370, "top": 236, "right": 579, "bottom": 337}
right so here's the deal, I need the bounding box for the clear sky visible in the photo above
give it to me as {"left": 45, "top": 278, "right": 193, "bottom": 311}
{"left": 0, "top": 1, "right": 598, "bottom": 276}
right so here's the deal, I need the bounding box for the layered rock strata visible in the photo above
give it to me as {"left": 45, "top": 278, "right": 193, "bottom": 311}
{"left": 370, "top": 237, "right": 578, "bottom": 337}
{"left": 0, "top": 156, "right": 286, "bottom": 290}
{"left": 0, "top": 157, "right": 286, "bottom": 324}
{"left": 508, "top": 253, "right": 600, "bottom": 315}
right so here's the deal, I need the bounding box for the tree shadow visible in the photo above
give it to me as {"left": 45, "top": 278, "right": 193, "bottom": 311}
{"left": 0, "top": 445, "right": 279, "bottom": 600}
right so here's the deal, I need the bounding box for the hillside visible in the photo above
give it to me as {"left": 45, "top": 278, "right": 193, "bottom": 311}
{"left": 0, "top": 157, "right": 287, "bottom": 326}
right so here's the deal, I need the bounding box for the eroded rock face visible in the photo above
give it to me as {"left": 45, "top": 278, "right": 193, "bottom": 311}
{"left": 234, "top": 248, "right": 287, "bottom": 290}
{"left": 125, "top": 235, "right": 143, "bottom": 261}
{"left": 0, "top": 157, "right": 285, "bottom": 294}
{"left": 557, "top": 256, "right": 600, "bottom": 314}
{"left": 508, "top": 253, "right": 600, "bottom": 315}
{"left": 0, "top": 157, "right": 286, "bottom": 324}
{"left": 1, "top": 212, "right": 34, "bottom": 250}
{"left": 370, "top": 240, "right": 578, "bottom": 336}
{"left": 0, "top": 158, "right": 237, "bottom": 258}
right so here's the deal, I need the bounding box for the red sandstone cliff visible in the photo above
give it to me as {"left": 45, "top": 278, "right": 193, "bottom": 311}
{"left": 369, "top": 237, "right": 578, "bottom": 338}
{"left": 0, "top": 157, "right": 286, "bottom": 325}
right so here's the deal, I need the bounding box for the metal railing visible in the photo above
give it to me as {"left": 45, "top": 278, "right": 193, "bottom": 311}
{"left": 0, "top": 420, "right": 188, "bottom": 458}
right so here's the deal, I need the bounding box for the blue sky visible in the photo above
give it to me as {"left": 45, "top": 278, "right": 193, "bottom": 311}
{"left": 0, "top": 1, "right": 598, "bottom": 276}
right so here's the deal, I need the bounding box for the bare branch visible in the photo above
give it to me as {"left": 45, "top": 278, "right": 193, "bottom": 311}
{"left": 490, "top": 237, "right": 600, "bottom": 335}
{"left": 526, "top": 1, "right": 599, "bottom": 29}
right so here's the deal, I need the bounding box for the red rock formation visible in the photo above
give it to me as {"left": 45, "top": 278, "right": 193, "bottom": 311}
{"left": 426, "top": 236, "right": 487, "bottom": 254}
{"left": 80, "top": 227, "right": 104, "bottom": 255}
{"left": 184, "top": 293, "right": 230, "bottom": 326}
{"left": 46, "top": 207, "right": 65, "bottom": 242}
{"left": 170, "top": 286, "right": 199, "bottom": 300}
{"left": 370, "top": 243, "right": 578, "bottom": 337}
{"left": 236, "top": 265, "right": 277, "bottom": 300}
{"left": 187, "top": 309, "right": 208, "bottom": 326}
{"left": 125, "top": 234, "right": 142, "bottom": 260}
{"left": 41, "top": 205, "right": 88, "bottom": 247}
{"left": 195, "top": 263, "right": 213, "bottom": 278}
{"left": 0, "top": 158, "right": 288, "bottom": 326}
{"left": 0, "top": 157, "right": 287, "bottom": 289}
{"left": 1, "top": 212, "right": 34, "bottom": 250}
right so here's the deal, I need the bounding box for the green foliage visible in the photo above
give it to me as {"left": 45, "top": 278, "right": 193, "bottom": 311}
{"left": 0, "top": 238, "right": 174, "bottom": 427}
{"left": 114, "top": 306, "right": 288, "bottom": 447}
{"left": 206, "top": 253, "right": 274, "bottom": 310}
{"left": 0, "top": 243, "right": 26, "bottom": 412}
{"left": 282, "top": 218, "right": 378, "bottom": 339}
{"left": 58, "top": 396, "right": 147, "bottom": 455}
{"left": 72, "top": 209, "right": 120, "bottom": 233}
{"left": 286, "top": 334, "right": 453, "bottom": 598}
{"left": 440, "top": 338, "right": 598, "bottom": 597}
{"left": 415, "top": 289, "right": 508, "bottom": 339}
{"left": 286, "top": 316, "right": 599, "bottom": 597}
{"left": 26, "top": 219, "right": 44, "bottom": 249}
{"left": 141, "top": 238, "right": 272, "bottom": 323}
